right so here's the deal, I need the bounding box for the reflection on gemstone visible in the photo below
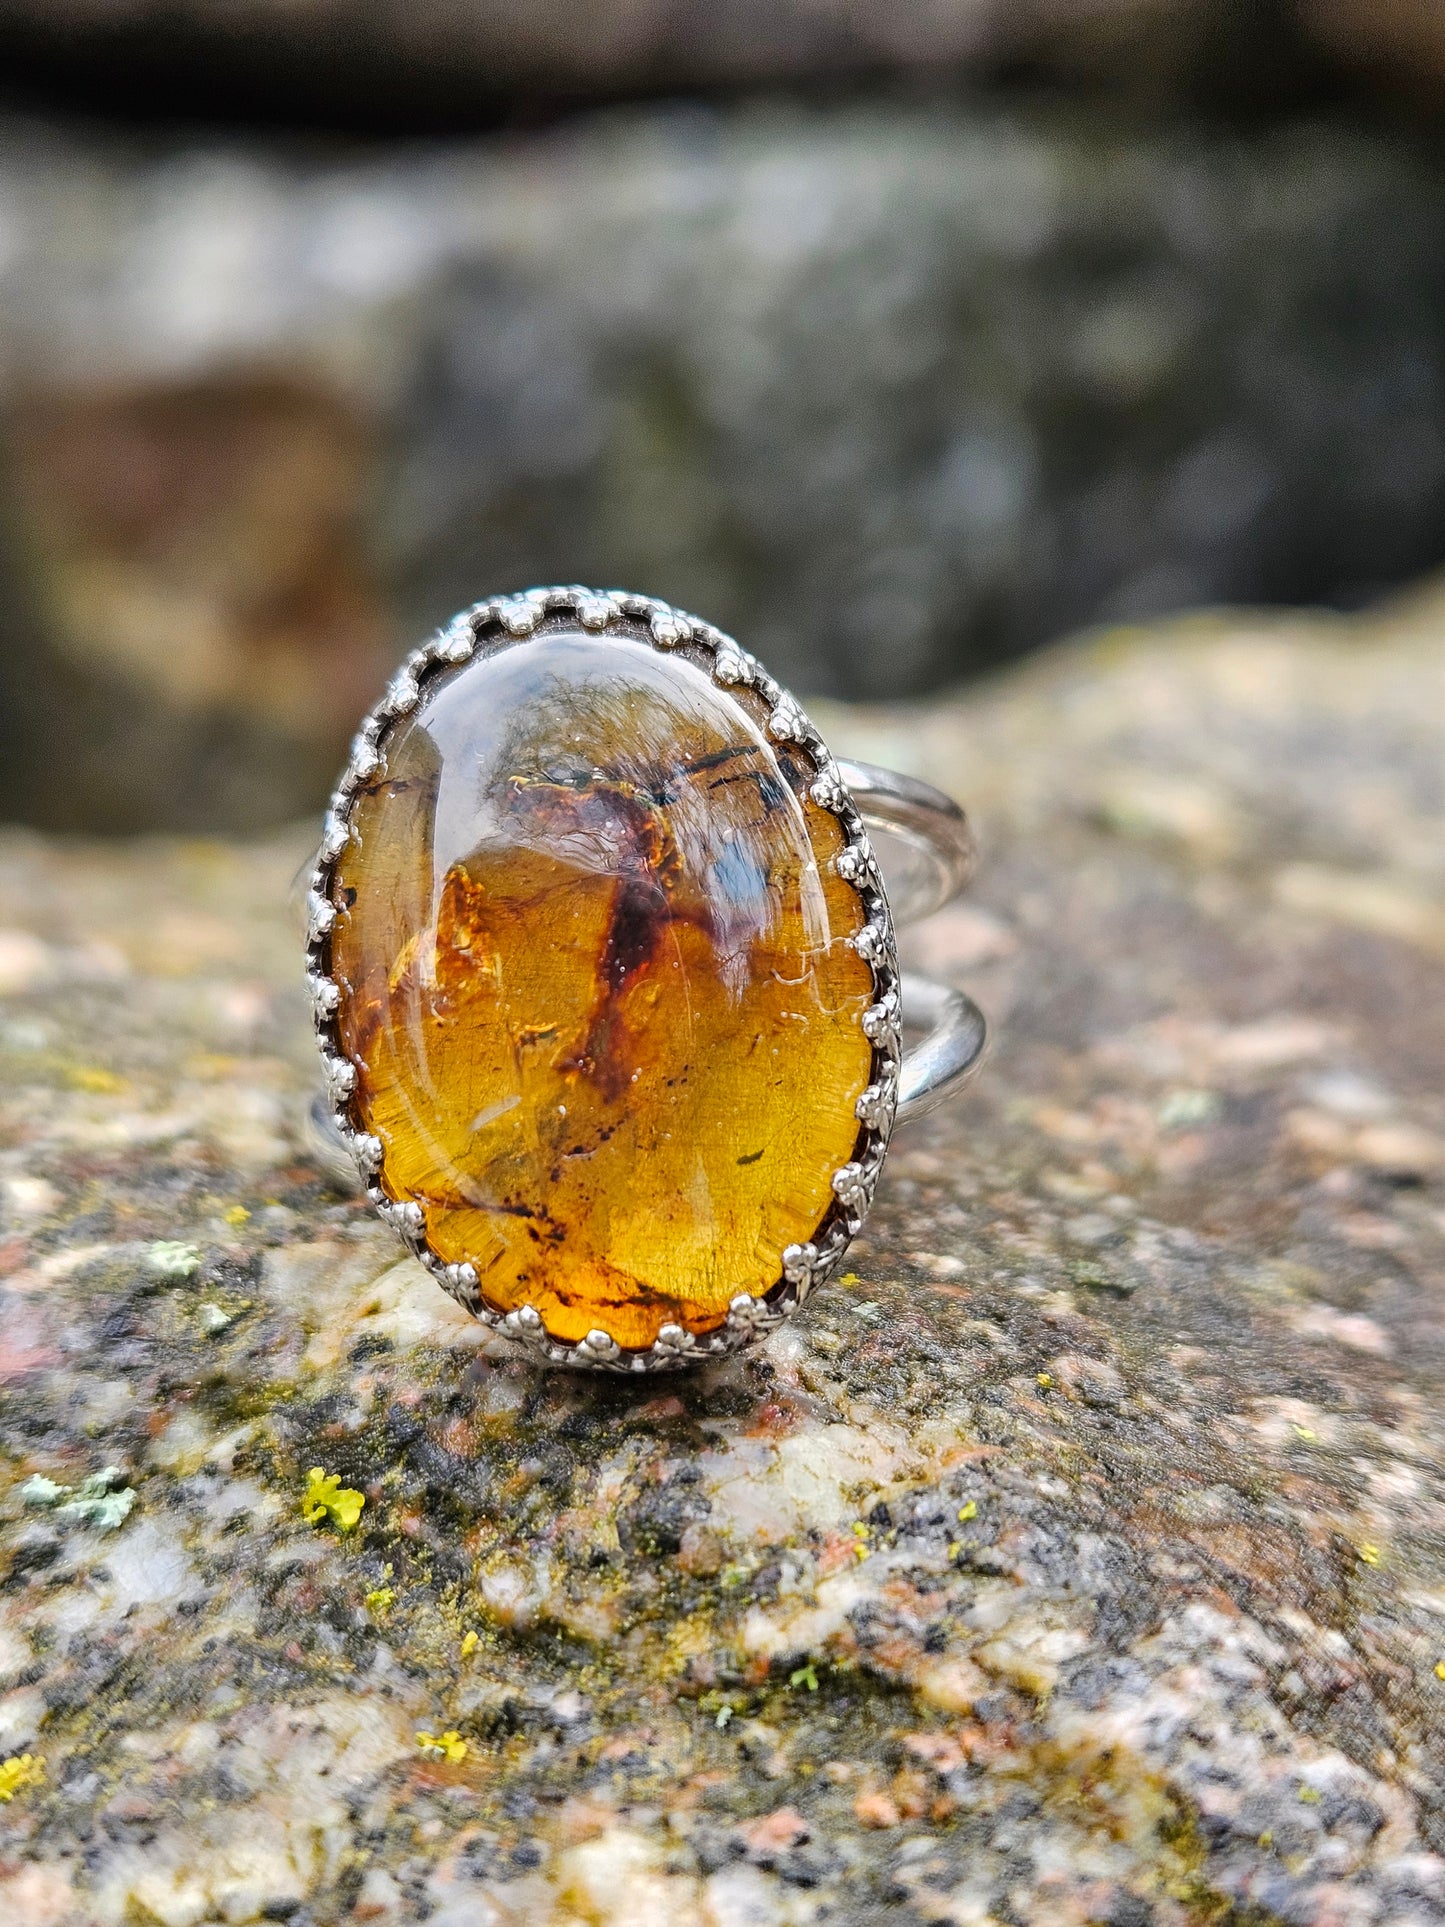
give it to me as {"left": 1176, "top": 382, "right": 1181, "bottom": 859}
{"left": 328, "top": 627, "right": 873, "bottom": 1350}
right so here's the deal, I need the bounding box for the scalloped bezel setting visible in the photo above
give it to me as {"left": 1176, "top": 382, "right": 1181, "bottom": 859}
{"left": 307, "top": 588, "right": 902, "bottom": 1371}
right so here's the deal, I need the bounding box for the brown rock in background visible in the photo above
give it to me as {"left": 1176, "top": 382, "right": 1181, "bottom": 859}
{"left": 12, "top": 379, "right": 381, "bottom": 733}
{"left": 0, "top": 0, "right": 1220, "bottom": 115}
{"left": 6, "top": 0, "right": 1441, "bottom": 117}
{"left": 1302, "top": 0, "right": 1445, "bottom": 98}
{"left": 1, "top": 376, "right": 389, "bottom": 830}
{"left": 10, "top": 0, "right": 1445, "bottom": 119}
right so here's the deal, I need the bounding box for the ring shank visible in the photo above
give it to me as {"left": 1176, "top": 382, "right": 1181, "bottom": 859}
{"left": 897, "top": 974, "right": 987, "bottom": 1123}
{"left": 836, "top": 759, "right": 976, "bottom": 927}
{"left": 839, "top": 759, "right": 986, "bottom": 1119}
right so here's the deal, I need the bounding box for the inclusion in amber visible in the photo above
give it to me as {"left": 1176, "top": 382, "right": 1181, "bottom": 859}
{"left": 327, "top": 627, "right": 874, "bottom": 1350}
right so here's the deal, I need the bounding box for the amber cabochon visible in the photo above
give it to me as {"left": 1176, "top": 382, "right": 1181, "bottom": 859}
{"left": 326, "top": 626, "right": 875, "bottom": 1350}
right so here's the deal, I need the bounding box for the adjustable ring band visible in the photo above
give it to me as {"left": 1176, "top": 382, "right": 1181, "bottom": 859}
{"left": 898, "top": 973, "right": 988, "bottom": 1123}
{"left": 836, "top": 759, "right": 977, "bottom": 926}
{"left": 305, "top": 586, "right": 990, "bottom": 1369}
{"left": 837, "top": 757, "right": 987, "bottom": 1122}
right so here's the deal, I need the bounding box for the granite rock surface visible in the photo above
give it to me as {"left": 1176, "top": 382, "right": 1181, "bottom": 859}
{"left": 0, "top": 596, "right": 1444, "bottom": 1922}
{"left": 6, "top": 106, "right": 1445, "bottom": 830}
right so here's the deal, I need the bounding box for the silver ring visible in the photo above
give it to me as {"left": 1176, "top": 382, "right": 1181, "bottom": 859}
{"left": 305, "top": 588, "right": 987, "bottom": 1371}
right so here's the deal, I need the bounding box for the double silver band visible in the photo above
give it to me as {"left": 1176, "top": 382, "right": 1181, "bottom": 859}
{"left": 307, "top": 755, "right": 985, "bottom": 1184}
{"left": 838, "top": 758, "right": 987, "bottom": 1124}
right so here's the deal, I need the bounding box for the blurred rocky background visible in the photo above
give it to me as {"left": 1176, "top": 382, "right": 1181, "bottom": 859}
{"left": 2, "top": 1, "right": 1445, "bottom": 830}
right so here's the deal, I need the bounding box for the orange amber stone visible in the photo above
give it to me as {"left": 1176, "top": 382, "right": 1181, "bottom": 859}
{"left": 329, "top": 629, "right": 873, "bottom": 1350}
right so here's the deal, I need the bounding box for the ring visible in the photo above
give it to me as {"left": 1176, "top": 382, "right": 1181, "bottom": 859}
{"left": 305, "top": 588, "right": 986, "bottom": 1371}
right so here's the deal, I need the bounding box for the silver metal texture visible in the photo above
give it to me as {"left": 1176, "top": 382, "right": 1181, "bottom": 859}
{"left": 897, "top": 974, "right": 988, "bottom": 1122}
{"left": 835, "top": 759, "right": 976, "bottom": 926}
{"left": 306, "top": 588, "right": 986, "bottom": 1370}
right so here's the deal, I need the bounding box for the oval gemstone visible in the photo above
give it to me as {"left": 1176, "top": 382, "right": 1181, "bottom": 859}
{"left": 328, "top": 628, "right": 874, "bottom": 1350}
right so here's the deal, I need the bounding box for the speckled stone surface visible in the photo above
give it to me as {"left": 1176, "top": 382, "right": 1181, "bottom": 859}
{"left": 1, "top": 598, "right": 1444, "bottom": 1925}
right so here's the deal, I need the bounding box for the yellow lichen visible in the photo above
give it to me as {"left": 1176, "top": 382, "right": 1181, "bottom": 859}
{"left": 1358, "top": 1543, "right": 1381, "bottom": 1567}
{"left": 222, "top": 1204, "right": 251, "bottom": 1227}
{"left": 0, "top": 1754, "right": 45, "bottom": 1802}
{"left": 1435, "top": 1660, "right": 1445, "bottom": 1682}
{"left": 957, "top": 1501, "right": 978, "bottom": 1522}
{"left": 460, "top": 1630, "right": 479, "bottom": 1658}
{"left": 1036, "top": 1372, "right": 1053, "bottom": 1390}
{"left": 416, "top": 1730, "right": 468, "bottom": 1763}
{"left": 68, "top": 1067, "right": 124, "bottom": 1094}
{"left": 302, "top": 1468, "right": 365, "bottom": 1531}
{"left": 364, "top": 1561, "right": 394, "bottom": 1616}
